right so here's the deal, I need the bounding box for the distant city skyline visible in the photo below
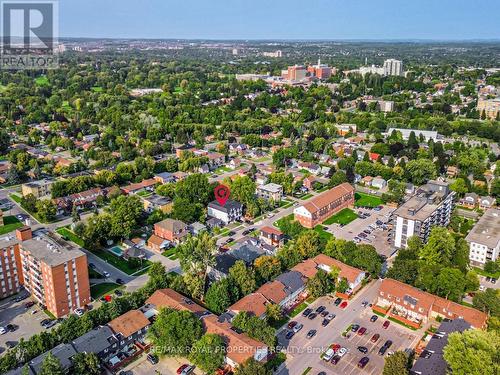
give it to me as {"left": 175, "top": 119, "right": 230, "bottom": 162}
{"left": 60, "top": 0, "right": 500, "bottom": 40}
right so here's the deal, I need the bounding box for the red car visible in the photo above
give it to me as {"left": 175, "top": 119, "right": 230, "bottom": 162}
{"left": 177, "top": 364, "right": 190, "bottom": 374}
{"left": 383, "top": 320, "right": 390, "bottom": 329}
{"left": 287, "top": 321, "right": 297, "bottom": 329}
{"left": 357, "top": 327, "right": 367, "bottom": 336}
{"left": 371, "top": 333, "right": 380, "bottom": 343}
{"left": 340, "top": 301, "right": 348, "bottom": 309}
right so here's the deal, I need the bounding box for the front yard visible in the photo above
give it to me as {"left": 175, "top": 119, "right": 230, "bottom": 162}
{"left": 90, "top": 282, "right": 123, "bottom": 299}
{"left": 355, "top": 192, "right": 383, "bottom": 208}
{"left": 0, "top": 216, "right": 23, "bottom": 235}
{"left": 323, "top": 208, "right": 358, "bottom": 225}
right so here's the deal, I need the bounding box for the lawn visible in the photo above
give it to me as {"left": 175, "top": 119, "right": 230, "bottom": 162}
{"left": 92, "top": 250, "right": 151, "bottom": 275}
{"left": 274, "top": 213, "right": 294, "bottom": 231}
{"left": 323, "top": 208, "right": 358, "bottom": 225}
{"left": 9, "top": 193, "right": 22, "bottom": 204}
{"left": 35, "top": 76, "right": 49, "bottom": 86}
{"left": 355, "top": 192, "right": 383, "bottom": 208}
{"left": 90, "top": 282, "right": 121, "bottom": 299}
{"left": 473, "top": 267, "right": 500, "bottom": 279}
{"left": 56, "top": 227, "right": 85, "bottom": 247}
{"left": 300, "top": 193, "right": 314, "bottom": 200}
{"left": 215, "top": 166, "right": 232, "bottom": 173}
{"left": 289, "top": 302, "right": 308, "bottom": 318}
{"left": 162, "top": 247, "right": 177, "bottom": 259}
{"left": 88, "top": 267, "right": 103, "bottom": 279}
{"left": 314, "top": 225, "right": 333, "bottom": 241}
{"left": 136, "top": 190, "right": 152, "bottom": 197}
{"left": 0, "top": 216, "right": 23, "bottom": 235}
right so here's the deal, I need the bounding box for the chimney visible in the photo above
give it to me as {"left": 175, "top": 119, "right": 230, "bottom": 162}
{"left": 16, "top": 226, "right": 33, "bottom": 241}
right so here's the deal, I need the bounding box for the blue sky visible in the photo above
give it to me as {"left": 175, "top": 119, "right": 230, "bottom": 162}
{"left": 60, "top": 0, "right": 500, "bottom": 40}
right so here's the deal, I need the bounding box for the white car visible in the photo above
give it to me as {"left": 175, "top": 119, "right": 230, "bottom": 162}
{"left": 322, "top": 348, "right": 335, "bottom": 361}
{"left": 338, "top": 347, "right": 348, "bottom": 357}
{"left": 74, "top": 308, "right": 85, "bottom": 317}
{"left": 0, "top": 326, "right": 7, "bottom": 335}
{"left": 103, "top": 271, "right": 110, "bottom": 278}
{"left": 267, "top": 213, "right": 274, "bottom": 218}
{"left": 293, "top": 323, "right": 303, "bottom": 333}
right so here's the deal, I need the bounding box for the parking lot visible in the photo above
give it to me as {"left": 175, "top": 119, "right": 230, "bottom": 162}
{"left": 276, "top": 280, "right": 421, "bottom": 375}
{"left": 325, "top": 205, "right": 395, "bottom": 257}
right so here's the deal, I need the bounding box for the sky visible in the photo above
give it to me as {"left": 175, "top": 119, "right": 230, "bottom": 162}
{"left": 59, "top": 0, "right": 500, "bottom": 40}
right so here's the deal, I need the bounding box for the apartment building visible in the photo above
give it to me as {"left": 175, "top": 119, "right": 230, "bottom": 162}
{"left": 0, "top": 227, "right": 91, "bottom": 317}
{"left": 21, "top": 178, "right": 53, "bottom": 198}
{"left": 466, "top": 208, "right": 500, "bottom": 268}
{"left": 391, "top": 180, "right": 455, "bottom": 248}
{"left": 477, "top": 97, "right": 500, "bottom": 120}
{"left": 383, "top": 59, "right": 403, "bottom": 76}
{"left": 148, "top": 218, "right": 188, "bottom": 252}
{"left": 256, "top": 183, "right": 283, "bottom": 203}
{"left": 293, "top": 183, "right": 355, "bottom": 228}
{"left": 374, "top": 279, "right": 487, "bottom": 329}
{"left": 208, "top": 199, "right": 243, "bottom": 224}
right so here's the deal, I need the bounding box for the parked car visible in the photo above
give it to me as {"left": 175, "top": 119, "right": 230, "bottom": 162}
{"left": 334, "top": 298, "right": 342, "bottom": 306}
{"left": 315, "top": 305, "right": 326, "bottom": 313}
{"left": 492, "top": 278, "right": 497, "bottom": 284}
{"left": 322, "top": 348, "right": 335, "bottom": 362}
{"left": 358, "top": 327, "right": 367, "bottom": 336}
{"left": 89, "top": 263, "right": 96, "bottom": 269}
{"left": 308, "top": 313, "right": 317, "bottom": 320}
{"left": 378, "top": 346, "right": 388, "bottom": 356}
{"left": 293, "top": 323, "right": 303, "bottom": 333}
{"left": 103, "top": 271, "right": 110, "bottom": 278}
{"left": 74, "top": 308, "right": 85, "bottom": 317}
{"left": 370, "top": 315, "right": 378, "bottom": 322}
{"left": 24, "top": 301, "right": 35, "bottom": 309}
{"left": 306, "top": 329, "right": 317, "bottom": 339}
{"left": 227, "top": 231, "right": 235, "bottom": 236}
{"left": 358, "top": 357, "right": 370, "bottom": 368}
{"left": 351, "top": 324, "right": 360, "bottom": 332}
{"left": 287, "top": 321, "right": 297, "bottom": 329}
{"left": 357, "top": 346, "right": 368, "bottom": 354}
{"left": 285, "top": 331, "right": 295, "bottom": 340}
{"left": 114, "top": 289, "right": 123, "bottom": 296}
{"left": 383, "top": 340, "right": 393, "bottom": 349}
{"left": 177, "top": 364, "right": 194, "bottom": 375}
{"left": 322, "top": 319, "right": 330, "bottom": 327}
{"left": 242, "top": 228, "right": 254, "bottom": 235}
{"left": 331, "top": 355, "right": 341, "bottom": 365}
{"left": 5, "top": 341, "right": 16, "bottom": 349}
{"left": 320, "top": 310, "right": 329, "bottom": 317}
{"left": 337, "top": 347, "right": 348, "bottom": 357}
{"left": 383, "top": 320, "right": 390, "bottom": 329}
{"left": 40, "top": 319, "right": 51, "bottom": 327}
{"left": 0, "top": 327, "right": 6, "bottom": 335}
{"left": 340, "top": 301, "right": 348, "bottom": 309}
{"left": 371, "top": 333, "right": 380, "bottom": 343}
{"left": 177, "top": 364, "right": 190, "bottom": 374}
{"left": 116, "top": 278, "right": 125, "bottom": 285}
{"left": 327, "top": 313, "right": 336, "bottom": 320}
{"left": 44, "top": 320, "right": 57, "bottom": 329}
{"left": 147, "top": 354, "right": 158, "bottom": 365}
{"left": 302, "top": 308, "right": 313, "bottom": 317}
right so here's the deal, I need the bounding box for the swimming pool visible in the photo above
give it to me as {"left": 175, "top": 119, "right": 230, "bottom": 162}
{"left": 108, "top": 246, "right": 123, "bottom": 257}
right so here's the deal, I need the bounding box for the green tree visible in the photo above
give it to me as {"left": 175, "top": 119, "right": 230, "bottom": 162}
{"left": 406, "top": 159, "right": 437, "bottom": 185}
{"left": 39, "top": 352, "right": 64, "bottom": 375}
{"left": 176, "top": 232, "right": 216, "bottom": 275}
{"left": 265, "top": 303, "right": 283, "bottom": 323}
{"left": 383, "top": 351, "right": 409, "bottom": 375}
{"left": 147, "top": 309, "right": 203, "bottom": 357}
{"left": 307, "top": 269, "right": 334, "bottom": 298}
{"left": 450, "top": 178, "right": 469, "bottom": 196}
{"left": 108, "top": 195, "right": 143, "bottom": 239}
{"left": 234, "top": 358, "right": 272, "bottom": 375}
{"left": 72, "top": 352, "right": 101, "bottom": 375}
{"left": 35, "top": 199, "right": 56, "bottom": 222}
{"left": 443, "top": 330, "right": 500, "bottom": 375}
{"left": 227, "top": 175, "right": 256, "bottom": 205}
{"left": 229, "top": 260, "right": 257, "bottom": 296}
{"left": 434, "top": 268, "right": 466, "bottom": 301}
{"left": 295, "top": 230, "right": 321, "bottom": 258}
{"left": 254, "top": 255, "right": 282, "bottom": 282}
{"left": 473, "top": 289, "right": 500, "bottom": 317}
{"left": 329, "top": 171, "right": 347, "bottom": 187}
{"left": 419, "top": 227, "right": 455, "bottom": 266}
{"left": 190, "top": 334, "right": 225, "bottom": 374}
{"left": 205, "top": 277, "right": 240, "bottom": 315}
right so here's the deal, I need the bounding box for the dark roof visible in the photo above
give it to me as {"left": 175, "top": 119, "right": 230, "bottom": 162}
{"left": 276, "top": 271, "right": 306, "bottom": 295}
{"left": 208, "top": 199, "right": 242, "bottom": 213}
{"left": 410, "top": 319, "right": 471, "bottom": 375}
{"left": 230, "top": 242, "right": 265, "bottom": 264}
{"left": 29, "top": 343, "right": 77, "bottom": 373}
{"left": 212, "top": 253, "right": 238, "bottom": 275}
{"left": 72, "top": 326, "right": 118, "bottom": 355}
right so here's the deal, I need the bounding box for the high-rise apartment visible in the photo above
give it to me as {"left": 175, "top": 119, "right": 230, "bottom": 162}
{"left": 383, "top": 59, "right": 403, "bottom": 76}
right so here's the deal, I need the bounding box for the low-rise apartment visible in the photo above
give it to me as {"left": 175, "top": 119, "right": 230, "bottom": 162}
{"left": 256, "top": 183, "right": 283, "bottom": 203}
{"left": 466, "top": 208, "right": 500, "bottom": 268}
{"left": 21, "top": 178, "right": 53, "bottom": 198}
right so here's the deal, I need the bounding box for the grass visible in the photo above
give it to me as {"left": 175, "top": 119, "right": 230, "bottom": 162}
{"left": 301, "top": 368, "right": 312, "bottom": 375}
{"left": 300, "top": 193, "right": 314, "bottom": 200}
{"left": 314, "top": 225, "right": 333, "bottom": 241}
{"left": 91, "top": 86, "right": 103, "bottom": 92}
{"left": 323, "top": 208, "right": 358, "bottom": 225}
{"left": 215, "top": 166, "right": 232, "bottom": 173}
{"left": 473, "top": 267, "right": 500, "bottom": 279}
{"left": 56, "top": 227, "right": 85, "bottom": 247}
{"left": 35, "top": 76, "right": 49, "bottom": 86}
{"left": 44, "top": 309, "right": 56, "bottom": 319}
{"left": 9, "top": 193, "right": 22, "bottom": 204}
{"left": 316, "top": 186, "right": 329, "bottom": 193}
{"left": 372, "top": 309, "right": 387, "bottom": 318}
{"left": 137, "top": 190, "right": 152, "bottom": 197}
{"left": 0, "top": 216, "right": 22, "bottom": 235}
{"left": 92, "top": 249, "right": 151, "bottom": 275}
{"left": 289, "top": 302, "right": 308, "bottom": 318}
{"left": 355, "top": 192, "right": 383, "bottom": 208}
{"left": 162, "top": 247, "right": 177, "bottom": 259}
{"left": 90, "top": 282, "right": 121, "bottom": 299}
{"left": 388, "top": 316, "right": 418, "bottom": 331}
{"left": 274, "top": 213, "right": 294, "bottom": 231}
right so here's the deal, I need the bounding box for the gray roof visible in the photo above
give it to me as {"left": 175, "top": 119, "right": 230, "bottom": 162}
{"left": 208, "top": 199, "right": 242, "bottom": 213}
{"left": 72, "top": 326, "right": 118, "bottom": 355}
{"left": 465, "top": 208, "right": 500, "bottom": 248}
{"left": 277, "top": 271, "right": 305, "bottom": 295}
{"left": 29, "top": 343, "right": 77, "bottom": 373}
{"left": 19, "top": 229, "right": 86, "bottom": 267}
{"left": 230, "top": 242, "right": 265, "bottom": 264}
{"left": 212, "top": 253, "right": 239, "bottom": 275}
{"left": 410, "top": 319, "right": 470, "bottom": 375}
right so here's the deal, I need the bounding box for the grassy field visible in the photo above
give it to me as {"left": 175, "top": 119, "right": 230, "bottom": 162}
{"left": 324, "top": 208, "right": 358, "bottom": 225}
{"left": 0, "top": 216, "right": 23, "bottom": 235}
{"left": 314, "top": 225, "right": 333, "bottom": 241}
{"left": 90, "top": 283, "right": 122, "bottom": 299}
{"left": 300, "top": 193, "right": 314, "bottom": 200}
{"left": 93, "top": 249, "right": 151, "bottom": 275}
{"left": 9, "top": 193, "right": 22, "bottom": 203}
{"left": 473, "top": 266, "right": 500, "bottom": 279}
{"left": 355, "top": 192, "right": 383, "bottom": 208}
{"left": 289, "top": 302, "right": 308, "bottom": 318}
{"left": 56, "top": 227, "right": 85, "bottom": 247}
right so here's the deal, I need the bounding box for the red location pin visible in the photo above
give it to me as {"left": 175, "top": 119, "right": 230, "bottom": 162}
{"left": 214, "top": 184, "right": 230, "bottom": 206}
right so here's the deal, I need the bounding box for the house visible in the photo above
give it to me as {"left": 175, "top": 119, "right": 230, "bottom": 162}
{"left": 145, "top": 288, "right": 209, "bottom": 317}
{"left": 153, "top": 172, "right": 176, "bottom": 184}
{"left": 371, "top": 176, "right": 387, "bottom": 190}
{"left": 335, "top": 123, "right": 357, "bottom": 136}
{"left": 361, "top": 176, "right": 373, "bottom": 186}
{"left": 172, "top": 171, "right": 188, "bottom": 181}
{"left": 410, "top": 319, "right": 471, "bottom": 375}
{"left": 373, "top": 278, "right": 488, "bottom": 329}
{"left": 229, "top": 143, "right": 248, "bottom": 154}
{"left": 275, "top": 271, "right": 308, "bottom": 308}
{"left": 478, "top": 196, "right": 495, "bottom": 210}
{"left": 446, "top": 166, "right": 458, "bottom": 178}
{"left": 189, "top": 222, "right": 207, "bottom": 236}
{"left": 142, "top": 194, "right": 173, "bottom": 213}
{"left": 256, "top": 183, "right": 283, "bottom": 203}
{"left": 303, "top": 175, "right": 318, "bottom": 190}
{"left": 207, "top": 199, "right": 243, "bottom": 224}
{"left": 21, "top": 178, "right": 53, "bottom": 198}
{"left": 229, "top": 158, "right": 241, "bottom": 169}
{"left": 405, "top": 183, "right": 415, "bottom": 195}
{"left": 260, "top": 226, "right": 285, "bottom": 247}
{"left": 293, "top": 183, "right": 355, "bottom": 228}
{"left": 206, "top": 152, "right": 225, "bottom": 170}
{"left": 121, "top": 178, "right": 157, "bottom": 195}
{"left": 198, "top": 164, "right": 210, "bottom": 174}
{"left": 107, "top": 309, "right": 150, "bottom": 349}
{"left": 229, "top": 237, "right": 266, "bottom": 264}
{"left": 175, "top": 144, "right": 195, "bottom": 158}
{"left": 53, "top": 187, "right": 110, "bottom": 213}
{"left": 28, "top": 343, "right": 77, "bottom": 374}
{"left": 149, "top": 218, "right": 188, "bottom": 251}
{"left": 72, "top": 326, "right": 119, "bottom": 361}
{"left": 255, "top": 173, "right": 268, "bottom": 186}
{"left": 229, "top": 292, "right": 270, "bottom": 318}
{"left": 207, "top": 253, "right": 239, "bottom": 281}
{"left": 459, "top": 193, "right": 478, "bottom": 209}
